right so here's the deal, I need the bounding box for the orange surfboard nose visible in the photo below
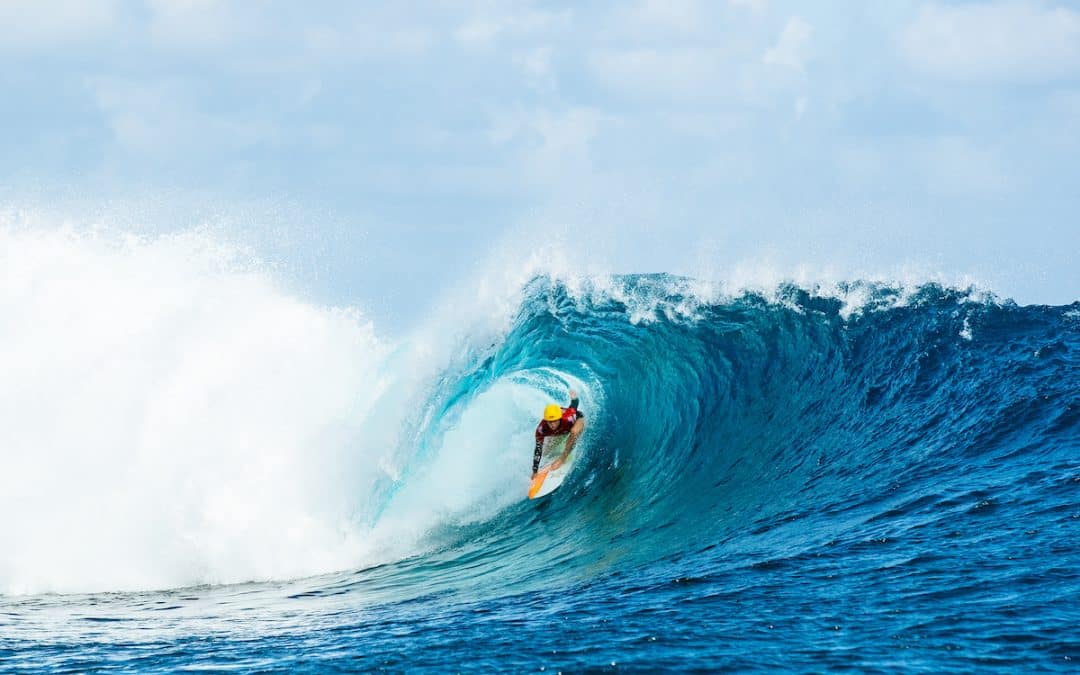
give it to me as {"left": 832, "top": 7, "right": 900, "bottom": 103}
{"left": 527, "top": 468, "right": 550, "bottom": 499}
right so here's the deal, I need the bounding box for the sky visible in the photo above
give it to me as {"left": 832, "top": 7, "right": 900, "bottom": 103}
{"left": 1, "top": 0, "right": 1078, "bottom": 325}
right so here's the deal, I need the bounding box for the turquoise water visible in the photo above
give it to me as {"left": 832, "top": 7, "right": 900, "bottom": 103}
{"left": 2, "top": 276, "right": 1078, "bottom": 671}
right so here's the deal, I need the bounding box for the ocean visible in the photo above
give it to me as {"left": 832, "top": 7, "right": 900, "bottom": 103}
{"left": 1, "top": 231, "right": 1077, "bottom": 671}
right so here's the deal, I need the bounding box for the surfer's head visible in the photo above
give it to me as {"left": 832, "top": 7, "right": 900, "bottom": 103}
{"left": 543, "top": 403, "right": 562, "bottom": 428}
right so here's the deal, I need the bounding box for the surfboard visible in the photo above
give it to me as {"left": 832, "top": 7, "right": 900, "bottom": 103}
{"left": 528, "top": 436, "right": 575, "bottom": 499}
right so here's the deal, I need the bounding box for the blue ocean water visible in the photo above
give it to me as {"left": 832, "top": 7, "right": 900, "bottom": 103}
{"left": 2, "top": 275, "right": 1078, "bottom": 672}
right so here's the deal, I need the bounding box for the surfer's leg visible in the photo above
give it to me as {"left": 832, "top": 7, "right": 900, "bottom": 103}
{"left": 532, "top": 443, "right": 542, "bottom": 474}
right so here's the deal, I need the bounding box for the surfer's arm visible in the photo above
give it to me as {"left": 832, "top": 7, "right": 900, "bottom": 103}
{"left": 561, "top": 417, "right": 586, "bottom": 460}
{"left": 533, "top": 433, "right": 544, "bottom": 475}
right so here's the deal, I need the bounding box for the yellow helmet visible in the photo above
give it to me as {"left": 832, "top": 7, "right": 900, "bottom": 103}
{"left": 543, "top": 404, "right": 562, "bottom": 421}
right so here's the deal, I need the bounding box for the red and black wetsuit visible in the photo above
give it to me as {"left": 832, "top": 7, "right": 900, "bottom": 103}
{"left": 533, "top": 397, "right": 583, "bottom": 474}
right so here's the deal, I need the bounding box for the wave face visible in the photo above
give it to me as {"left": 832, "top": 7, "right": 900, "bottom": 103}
{"left": 394, "top": 278, "right": 1079, "bottom": 617}
{"left": 2, "top": 239, "right": 1078, "bottom": 670}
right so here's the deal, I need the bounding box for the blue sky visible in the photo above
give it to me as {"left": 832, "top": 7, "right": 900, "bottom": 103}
{"left": 2, "top": 0, "right": 1078, "bottom": 322}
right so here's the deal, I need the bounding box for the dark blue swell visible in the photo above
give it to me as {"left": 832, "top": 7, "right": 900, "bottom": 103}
{"left": 3, "top": 276, "right": 1077, "bottom": 672}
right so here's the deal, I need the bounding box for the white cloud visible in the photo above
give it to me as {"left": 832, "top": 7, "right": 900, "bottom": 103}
{"left": 87, "top": 77, "right": 279, "bottom": 159}
{"left": 144, "top": 0, "right": 258, "bottom": 49}
{"left": 729, "top": 0, "right": 767, "bottom": 13}
{"left": 301, "top": 23, "right": 433, "bottom": 64}
{"left": 456, "top": 19, "right": 501, "bottom": 45}
{"left": 486, "top": 106, "right": 608, "bottom": 188}
{"left": 621, "top": 0, "right": 707, "bottom": 37}
{"left": 454, "top": 6, "right": 570, "bottom": 47}
{"left": 901, "top": 1, "right": 1080, "bottom": 82}
{"left": 89, "top": 78, "right": 186, "bottom": 155}
{"left": 763, "top": 16, "right": 812, "bottom": 70}
{"left": 0, "top": 0, "right": 119, "bottom": 49}
{"left": 589, "top": 47, "right": 729, "bottom": 99}
{"left": 513, "top": 46, "right": 556, "bottom": 91}
{"left": 918, "top": 136, "right": 1012, "bottom": 195}
{"left": 794, "top": 96, "right": 808, "bottom": 120}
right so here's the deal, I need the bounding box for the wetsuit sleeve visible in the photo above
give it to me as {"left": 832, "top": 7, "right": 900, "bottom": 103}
{"left": 533, "top": 430, "right": 544, "bottom": 473}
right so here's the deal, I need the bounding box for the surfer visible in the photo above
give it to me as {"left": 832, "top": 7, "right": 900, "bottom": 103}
{"left": 533, "top": 390, "right": 586, "bottom": 477}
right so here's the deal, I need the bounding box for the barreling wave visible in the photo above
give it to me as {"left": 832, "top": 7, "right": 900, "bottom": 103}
{"left": 365, "top": 275, "right": 1078, "bottom": 600}
{"left": 1, "top": 225, "right": 1076, "bottom": 600}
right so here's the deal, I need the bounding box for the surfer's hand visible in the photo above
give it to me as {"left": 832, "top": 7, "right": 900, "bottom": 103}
{"left": 569, "top": 389, "right": 577, "bottom": 399}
